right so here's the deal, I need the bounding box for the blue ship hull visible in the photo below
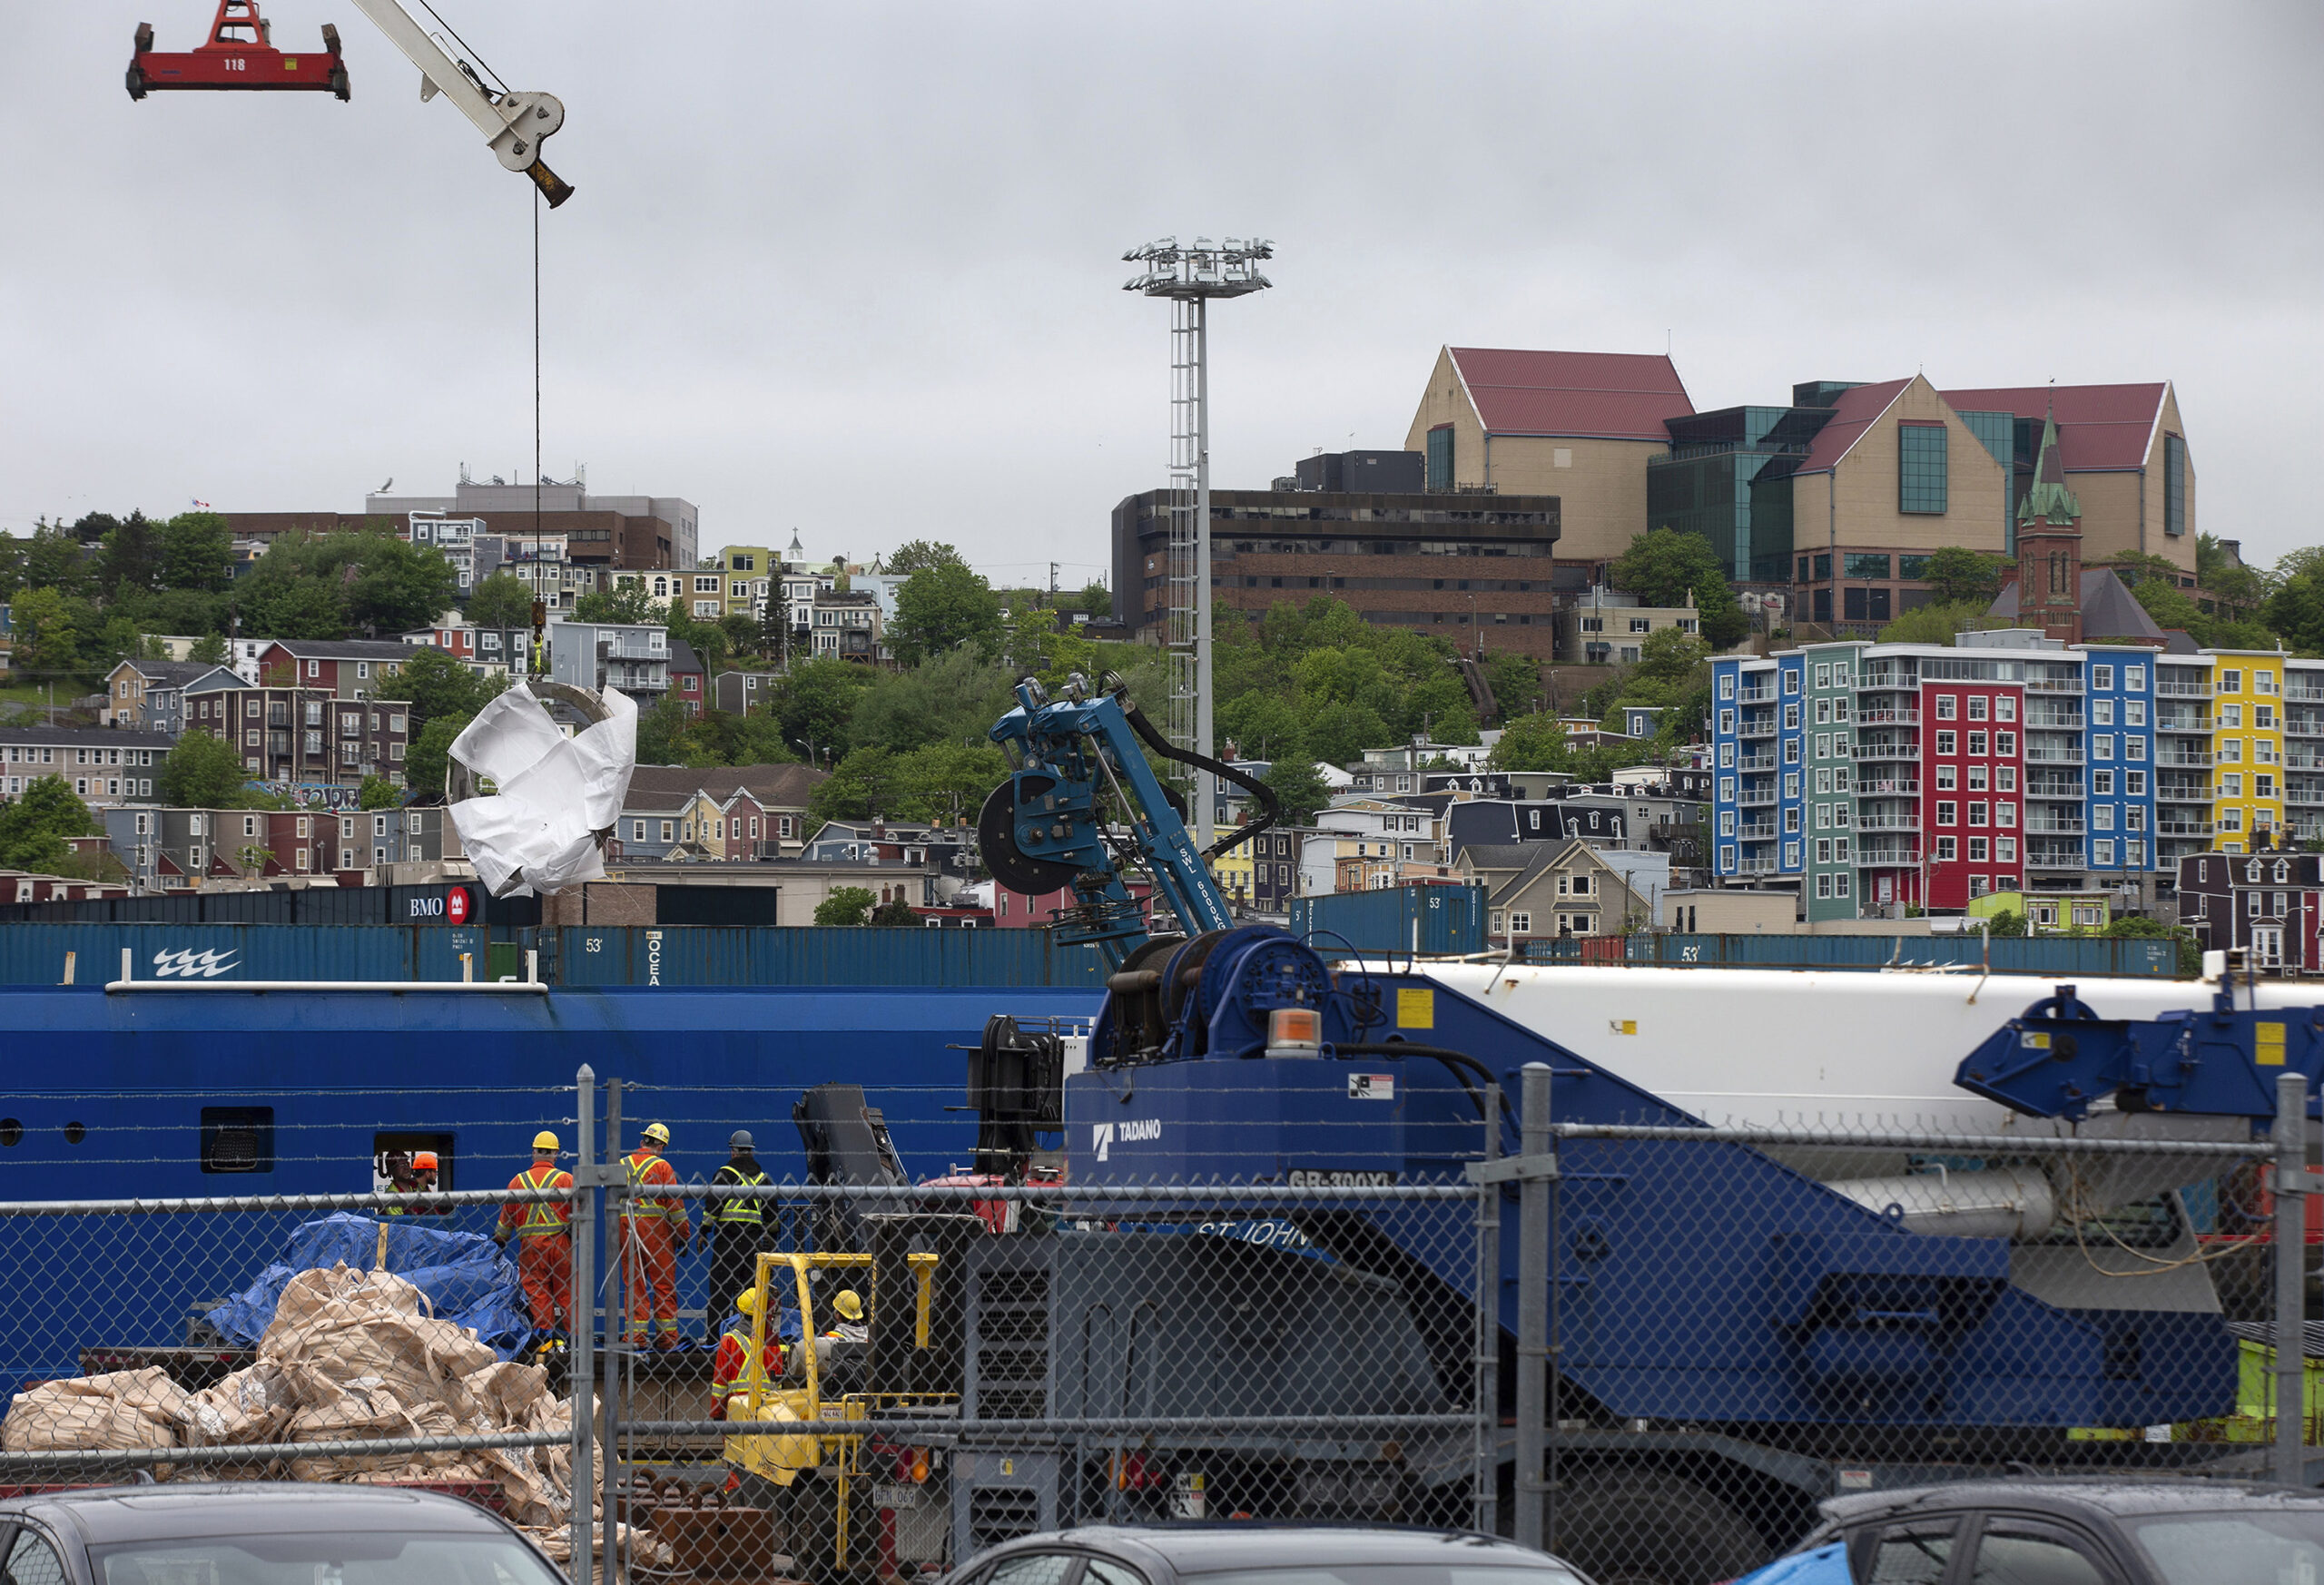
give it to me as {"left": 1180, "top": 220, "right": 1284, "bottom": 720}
{"left": 0, "top": 983, "right": 1101, "bottom": 1386}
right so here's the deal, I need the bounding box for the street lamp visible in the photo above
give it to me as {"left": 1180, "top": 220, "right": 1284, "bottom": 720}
{"left": 1122, "top": 234, "right": 1274, "bottom": 852}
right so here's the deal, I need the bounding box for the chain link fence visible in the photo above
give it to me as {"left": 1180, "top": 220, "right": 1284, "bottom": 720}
{"left": 0, "top": 1069, "right": 2314, "bottom": 1585}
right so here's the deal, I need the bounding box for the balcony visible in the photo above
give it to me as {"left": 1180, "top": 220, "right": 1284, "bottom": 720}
{"left": 1737, "top": 753, "right": 1777, "bottom": 772}
{"left": 1737, "top": 685, "right": 1774, "bottom": 704}
{"left": 1737, "top": 789, "right": 1778, "bottom": 808}
{"left": 2157, "top": 677, "right": 2212, "bottom": 698}
{"left": 2155, "top": 713, "right": 2211, "bottom": 733}
{"left": 2286, "top": 715, "right": 2324, "bottom": 739}
{"left": 2158, "top": 750, "right": 2212, "bottom": 769}
{"left": 1735, "top": 822, "right": 1777, "bottom": 841}
{"left": 1735, "top": 857, "right": 1778, "bottom": 875}
{"left": 1855, "top": 846, "right": 1920, "bottom": 867}
{"left": 2024, "top": 779, "right": 2084, "bottom": 800}
{"left": 1856, "top": 813, "right": 1921, "bottom": 832}
{"left": 1857, "top": 708, "right": 1919, "bottom": 726}
{"left": 1854, "top": 740, "right": 1919, "bottom": 762}
{"left": 2287, "top": 751, "right": 2324, "bottom": 771}
{"left": 2025, "top": 816, "right": 2087, "bottom": 834}
{"left": 2291, "top": 790, "right": 2324, "bottom": 809}
{"left": 2026, "top": 842, "right": 2087, "bottom": 868}
{"left": 2157, "top": 820, "right": 2216, "bottom": 837}
{"left": 1738, "top": 718, "right": 1778, "bottom": 740}
{"left": 1855, "top": 775, "right": 1920, "bottom": 797}
{"left": 2287, "top": 684, "right": 2324, "bottom": 704}
{"left": 2025, "top": 676, "right": 2084, "bottom": 694}
{"left": 2024, "top": 746, "right": 2084, "bottom": 764}
{"left": 2023, "top": 712, "right": 2086, "bottom": 730}
{"left": 1856, "top": 668, "right": 1914, "bottom": 692}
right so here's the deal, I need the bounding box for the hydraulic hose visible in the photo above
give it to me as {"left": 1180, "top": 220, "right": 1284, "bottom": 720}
{"left": 1334, "top": 1041, "right": 1513, "bottom": 1127}
{"left": 1118, "top": 693, "right": 1281, "bottom": 861}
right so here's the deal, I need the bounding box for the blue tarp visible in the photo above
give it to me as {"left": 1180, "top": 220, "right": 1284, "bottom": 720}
{"left": 204, "top": 1213, "right": 532, "bottom": 1361}
{"left": 1730, "top": 1542, "right": 1849, "bottom": 1585}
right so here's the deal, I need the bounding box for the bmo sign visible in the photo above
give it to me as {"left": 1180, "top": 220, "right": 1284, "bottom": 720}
{"left": 409, "top": 886, "right": 474, "bottom": 924}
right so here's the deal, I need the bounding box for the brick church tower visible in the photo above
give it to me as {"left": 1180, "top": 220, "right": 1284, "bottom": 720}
{"left": 2014, "top": 403, "right": 2083, "bottom": 645}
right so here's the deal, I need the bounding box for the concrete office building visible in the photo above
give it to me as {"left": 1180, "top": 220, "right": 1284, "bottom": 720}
{"left": 1111, "top": 459, "right": 1564, "bottom": 659}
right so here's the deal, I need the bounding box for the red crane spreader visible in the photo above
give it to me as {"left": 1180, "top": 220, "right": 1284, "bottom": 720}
{"left": 127, "top": 1, "right": 350, "bottom": 102}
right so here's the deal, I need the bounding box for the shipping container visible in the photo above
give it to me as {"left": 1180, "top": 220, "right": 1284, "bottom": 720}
{"left": 1291, "top": 884, "right": 1486, "bottom": 958}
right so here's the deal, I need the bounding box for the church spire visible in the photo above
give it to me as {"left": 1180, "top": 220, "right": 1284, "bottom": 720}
{"left": 2016, "top": 393, "right": 2080, "bottom": 527}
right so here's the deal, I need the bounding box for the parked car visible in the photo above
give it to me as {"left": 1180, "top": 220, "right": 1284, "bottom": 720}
{"left": 1768, "top": 1477, "right": 2324, "bottom": 1585}
{"left": 0, "top": 1483, "right": 565, "bottom": 1585}
{"left": 942, "top": 1524, "right": 1595, "bottom": 1585}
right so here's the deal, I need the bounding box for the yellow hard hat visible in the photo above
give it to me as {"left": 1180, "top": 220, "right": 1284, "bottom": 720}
{"left": 642, "top": 1122, "right": 670, "bottom": 1147}
{"left": 734, "top": 1289, "right": 760, "bottom": 1316}
{"left": 533, "top": 1131, "right": 560, "bottom": 1152}
{"left": 832, "top": 1290, "right": 863, "bottom": 1322}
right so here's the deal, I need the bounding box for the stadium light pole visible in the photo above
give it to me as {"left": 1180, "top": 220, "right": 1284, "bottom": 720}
{"left": 1122, "top": 236, "right": 1274, "bottom": 852}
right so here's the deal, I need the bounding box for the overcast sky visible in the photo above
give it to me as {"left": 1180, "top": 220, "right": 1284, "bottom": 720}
{"left": 4, "top": 2, "right": 2319, "bottom": 583}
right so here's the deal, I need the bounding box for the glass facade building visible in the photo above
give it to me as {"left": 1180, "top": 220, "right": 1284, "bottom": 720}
{"left": 1646, "top": 406, "right": 1834, "bottom": 584}
{"left": 1896, "top": 423, "right": 1949, "bottom": 514}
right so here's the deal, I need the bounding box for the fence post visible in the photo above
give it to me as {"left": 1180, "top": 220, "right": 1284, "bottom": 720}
{"left": 572, "top": 1066, "right": 596, "bottom": 1585}
{"left": 1514, "top": 1062, "right": 1551, "bottom": 1551}
{"left": 2276, "top": 1068, "right": 2309, "bottom": 1487}
{"left": 603, "top": 1079, "right": 625, "bottom": 1580}
{"left": 1474, "top": 1081, "right": 1502, "bottom": 1538}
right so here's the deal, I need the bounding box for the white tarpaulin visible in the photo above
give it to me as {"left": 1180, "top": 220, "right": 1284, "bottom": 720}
{"left": 446, "top": 684, "right": 636, "bottom": 896}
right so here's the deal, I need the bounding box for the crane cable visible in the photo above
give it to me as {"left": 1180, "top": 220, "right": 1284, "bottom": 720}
{"left": 530, "top": 183, "right": 544, "bottom": 675}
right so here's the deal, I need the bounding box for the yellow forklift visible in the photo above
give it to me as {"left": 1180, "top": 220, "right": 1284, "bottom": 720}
{"left": 720, "top": 1247, "right": 956, "bottom": 1580}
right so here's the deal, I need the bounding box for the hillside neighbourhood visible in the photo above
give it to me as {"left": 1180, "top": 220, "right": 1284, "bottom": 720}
{"left": 6, "top": 353, "right": 2324, "bottom": 957}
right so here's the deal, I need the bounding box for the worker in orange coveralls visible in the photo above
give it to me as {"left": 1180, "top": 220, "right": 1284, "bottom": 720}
{"left": 620, "top": 1122, "right": 691, "bottom": 1347}
{"left": 708, "top": 1287, "right": 786, "bottom": 1419}
{"left": 494, "top": 1131, "right": 574, "bottom": 1338}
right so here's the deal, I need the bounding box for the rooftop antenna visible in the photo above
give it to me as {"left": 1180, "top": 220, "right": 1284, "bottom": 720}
{"left": 1121, "top": 233, "right": 1275, "bottom": 852}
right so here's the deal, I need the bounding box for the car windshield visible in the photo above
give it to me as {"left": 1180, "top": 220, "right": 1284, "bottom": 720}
{"left": 2126, "top": 1511, "right": 2324, "bottom": 1584}
{"left": 1182, "top": 1566, "right": 1587, "bottom": 1585}
{"left": 93, "top": 1531, "right": 562, "bottom": 1585}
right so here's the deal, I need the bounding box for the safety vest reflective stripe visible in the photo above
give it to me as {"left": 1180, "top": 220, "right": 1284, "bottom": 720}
{"left": 715, "top": 1168, "right": 770, "bottom": 1224}
{"left": 509, "top": 1165, "right": 572, "bottom": 1235}
{"left": 624, "top": 1151, "right": 684, "bottom": 1220}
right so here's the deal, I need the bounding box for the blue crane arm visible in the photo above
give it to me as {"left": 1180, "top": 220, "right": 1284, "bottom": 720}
{"left": 985, "top": 675, "right": 1236, "bottom": 965}
{"left": 1955, "top": 980, "right": 2324, "bottom": 1131}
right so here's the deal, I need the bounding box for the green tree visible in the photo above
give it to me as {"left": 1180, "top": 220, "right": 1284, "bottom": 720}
{"left": 1482, "top": 652, "right": 1542, "bottom": 721}
{"left": 345, "top": 535, "right": 459, "bottom": 635}
{"left": 1258, "top": 759, "right": 1331, "bottom": 825}
{"left": 773, "top": 657, "right": 875, "bottom": 761}
{"left": 2129, "top": 575, "right": 2206, "bottom": 636}
{"left": 574, "top": 585, "right": 665, "bottom": 625}
{"left": 890, "top": 562, "right": 1004, "bottom": 666}
{"left": 2266, "top": 574, "right": 2324, "bottom": 656}
{"left": 2104, "top": 913, "right": 2203, "bottom": 978}
{"left": 1876, "top": 601, "right": 2004, "bottom": 646}
{"left": 869, "top": 897, "right": 921, "bottom": 927}
{"left": 377, "top": 645, "right": 497, "bottom": 724}
{"left": 359, "top": 774, "right": 403, "bottom": 810}
{"left": 720, "top": 611, "right": 763, "bottom": 662}
{"left": 814, "top": 886, "right": 876, "bottom": 927}
{"left": 1304, "top": 701, "right": 1389, "bottom": 767}
{"left": 1077, "top": 579, "right": 1112, "bottom": 619}
{"left": 891, "top": 742, "right": 1008, "bottom": 824}
{"left": 849, "top": 649, "right": 1016, "bottom": 755}
{"left": 1916, "top": 546, "right": 2008, "bottom": 605}
{"left": 157, "top": 511, "right": 234, "bottom": 594}
{"left": 0, "top": 775, "right": 95, "bottom": 871}
{"left": 157, "top": 729, "right": 251, "bottom": 807}
{"left": 0, "top": 534, "right": 25, "bottom": 601}
{"left": 8, "top": 586, "right": 82, "bottom": 681}
{"left": 96, "top": 512, "right": 164, "bottom": 599}
{"left": 188, "top": 632, "right": 230, "bottom": 665}
{"left": 235, "top": 566, "right": 348, "bottom": 639}
{"left": 884, "top": 540, "right": 965, "bottom": 576}
{"left": 1610, "top": 528, "right": 1748, "bottom": 648}
{"left": 1978, "top": 907, "right": 2029, "bottom": 938}
{"left": 635, "top": 697, "right": 713, "bottom": 768}
{"left": 404, "top": 714, "right": 471, "bottom": 800}
{"left": 21, "top": 520, "right": 93, "bottom": 597}
{"left": 1219, "top": 693, "right": 1305, "bottom": 761}
{"left": 1634, "top": 625, "right": 1709, "bottom": 684}
{"left": 463, "top": 572, "right": 536, "bottom": 630}
{"left": 665, "top": 611, "right": 731, "bottom": 678}
{"left": 690, "top": 708, "right": 796, "bottom": 767}
{"left": 69, "top": 512, "right": 122, "bottom": 549}
{"left": 1487, "top": 713, "right": 1569, "bottom": 773}
{"left": 809, "top": 746, "right": 899, "bottom": 823}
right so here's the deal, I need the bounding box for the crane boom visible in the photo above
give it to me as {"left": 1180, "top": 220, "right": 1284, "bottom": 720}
{"left": 345, "top": 0, "right": 573, "bottom": 205}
